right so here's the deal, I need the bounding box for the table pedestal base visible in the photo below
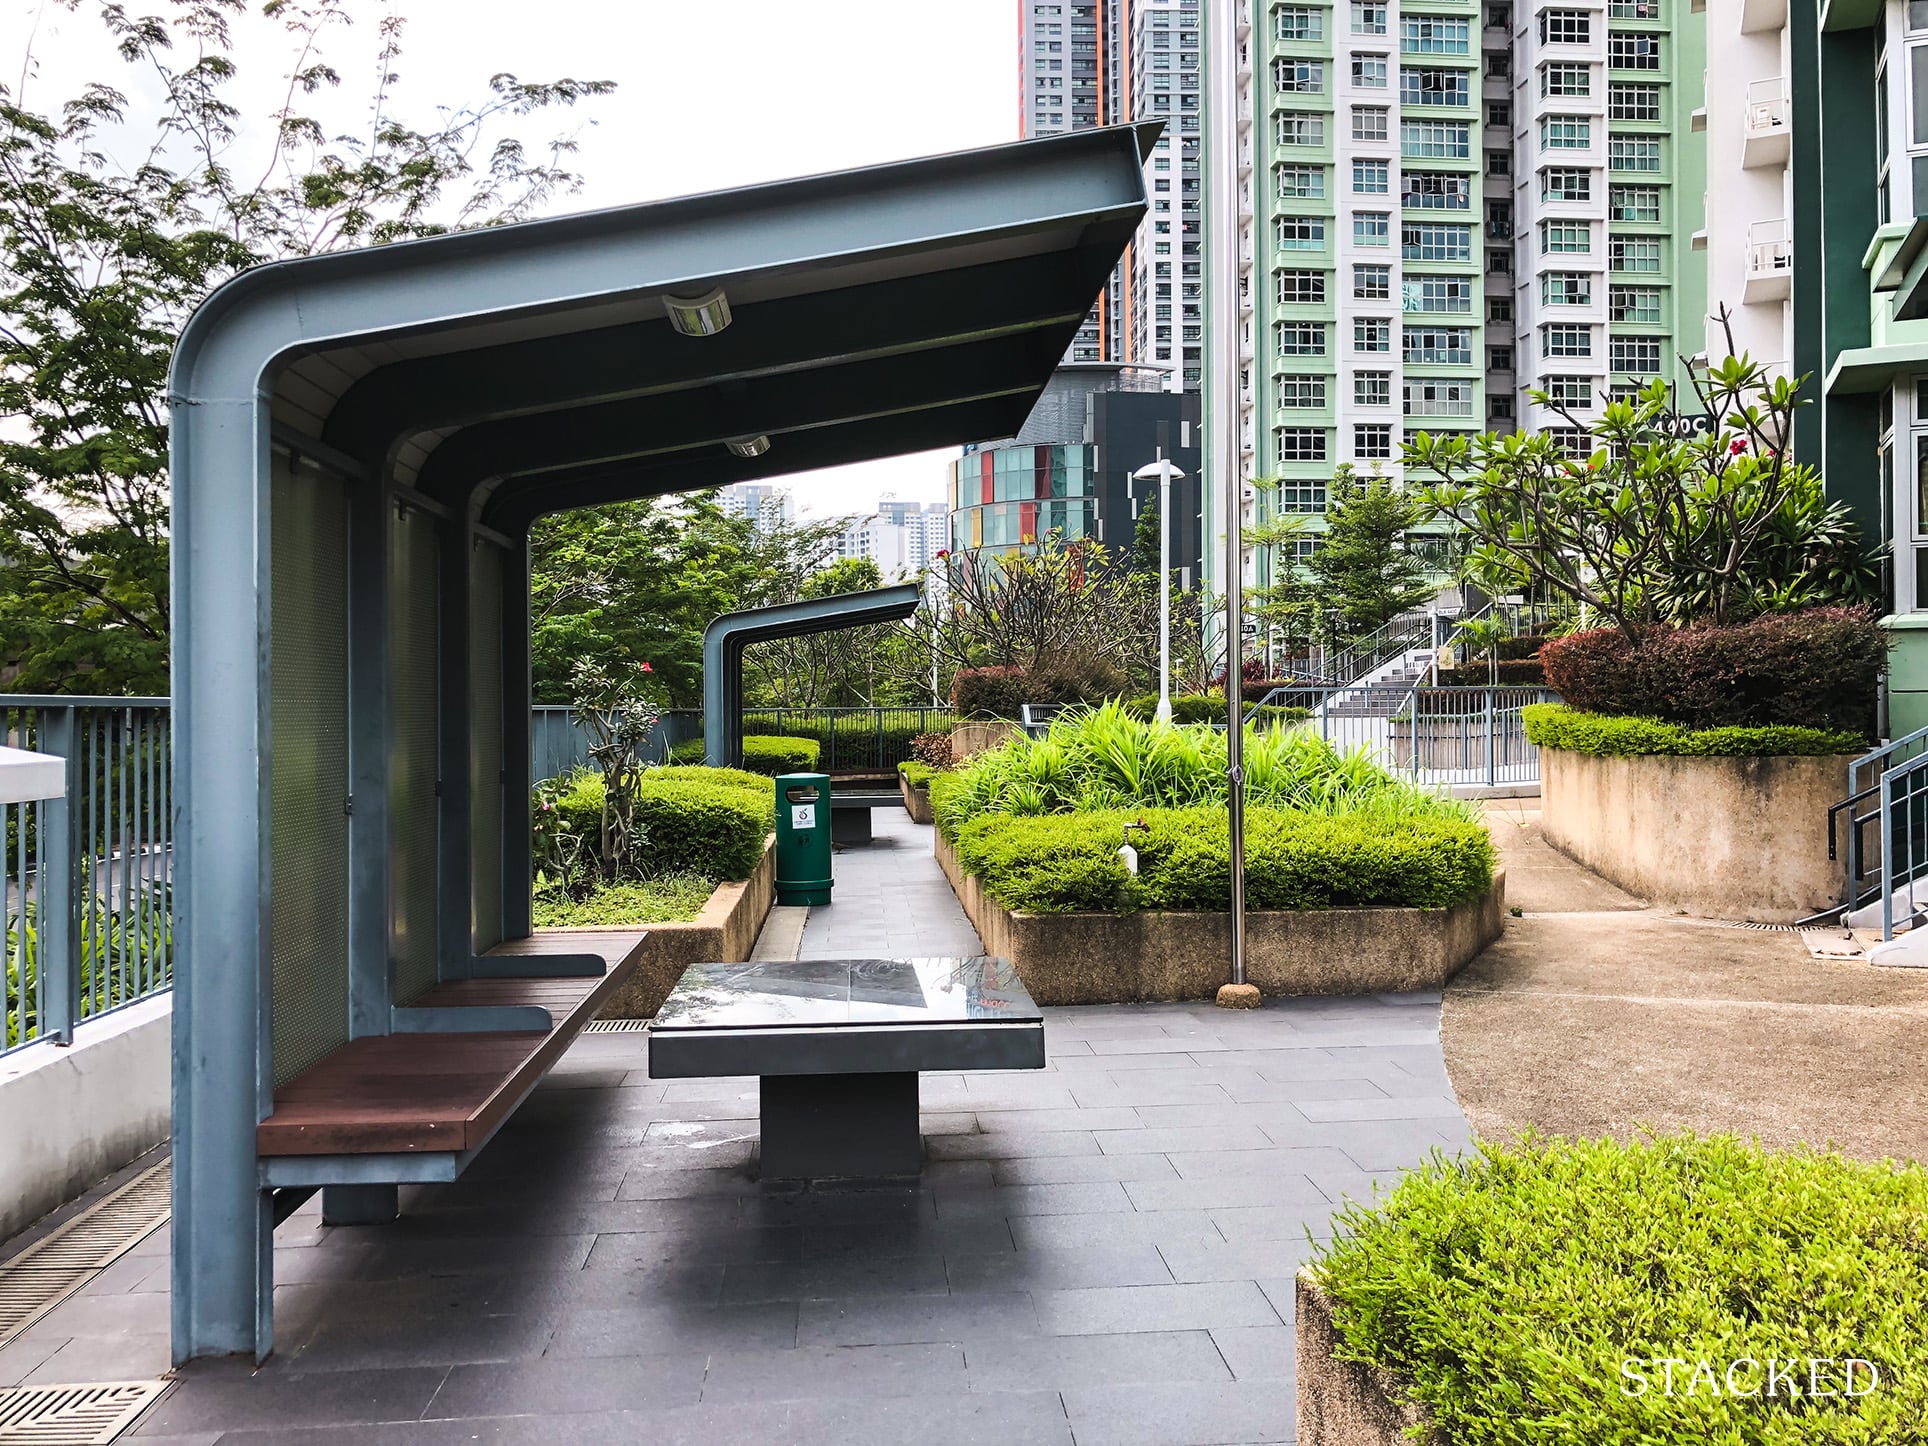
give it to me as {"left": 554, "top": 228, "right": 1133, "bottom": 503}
{"left": 758, "top": 1071, "right": 920, "bottom": 1179}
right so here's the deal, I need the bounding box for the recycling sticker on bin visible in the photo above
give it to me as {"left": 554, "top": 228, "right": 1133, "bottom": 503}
{"left": 791, "top": 803, "right": 817, "bottom": 830}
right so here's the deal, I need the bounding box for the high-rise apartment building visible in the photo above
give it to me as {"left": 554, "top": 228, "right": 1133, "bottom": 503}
{"left": 716, "top": 482, "right": 796, "bottom": 534}
{"left": 1023, "top": 0, "right": 1206, "bottom": 381}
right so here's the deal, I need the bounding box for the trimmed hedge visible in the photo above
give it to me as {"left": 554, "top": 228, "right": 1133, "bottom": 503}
{"left": 550, "top": 767, "right": 773, "bottom": 881}
{"left": 532, "top": 873, "right": 714, "bottom": 927}
{"left": 1524, "top": 704, "right": 1863, "bottom": 759}
{"left": 1541, "top": 609, "right": 1885, "bottom": 734}
{"left": 952, "top": 805, "right": 1495, "bottom": 914}
{"left": 1121, "top": 693, "right": 1313, "bottom": 728}
{"left": 666, "top": 737, "right": 706, "bottom": 765}
{"left": 1309, "top": 1134, "right": 1928, "bottom": 1445}
{"left": 898, "top": 760, "right": 942, "bottom": 790}
{"left": 1435, "top": 657, "right": 1547, "bottom": 688}
{"left": 739, "top": 734, "right": 820, "bottom": 776}
{"left": 951, "top": 659, "right": 1127, "bottom": 719}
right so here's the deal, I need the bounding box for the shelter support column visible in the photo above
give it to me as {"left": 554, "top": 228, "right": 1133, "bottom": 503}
{"left": 437, "top": 515, "right": 473, "bottom": 978}
{"left": 170, "top": 395, "right": 275, "bottom": 1364}
{"left": 347, "top": 479, "right": 393, "bottom": 1038}
{"left": 501, "top": 535, "right": 534, "bottom": 940}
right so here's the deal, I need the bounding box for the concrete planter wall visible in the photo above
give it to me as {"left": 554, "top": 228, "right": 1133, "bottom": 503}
{"left": 950, "top": 719, "right": 1022, "bottom": 760}
{"left": 1539, "top": 748, "right": 1853, "bottom": 921}
{"left": 935, "top": 830, "right": 1504, "bottom": 1003}
{"left": 580, "top": 836, "right": 776, "bottom": 1018}
{"left": 899, "top": 772, "right": 935, "bottom": 824}
{"left": 1296, "top": 1275, "right": 1437, "bottom": 1446}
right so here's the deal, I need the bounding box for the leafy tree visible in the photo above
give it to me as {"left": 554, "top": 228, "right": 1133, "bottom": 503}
{"left": 1243, "top": 484, "right": 1316, "bottom": 672}
{"left": 1130, "top": 502, "right": 1161, "bottom": 577}
{"left": 0, "top": 0, "right": 612, "bottom": 693}
{"left": 1307, "top": 465, "right": 1436, "bottom": 645}
{"left": 1407, "top": 336, "right": 1880, "bottom": 640}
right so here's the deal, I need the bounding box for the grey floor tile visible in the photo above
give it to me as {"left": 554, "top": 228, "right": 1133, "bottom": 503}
{"left": 1031, "top": 1281, "right": 1282, "bottom": 1336}
{"left": 963, "top": 1329, "right": 1231, "bottom": 1391}
{"left": 945, "top": 1246, "right": 1176, "bottom": 1293}
{"left": 1094, "top": 1125, "right": 1277, "bottom": 1156}
{"left": 1123, "top": 1174, "right": 1330, "bottom": 1213}
{"left": 936, "top": 1183, "right": 1136, "bottom": 1219}
{"left": 991, "top": 1153, "right": 1181, "bottom": 1187}
{"left": 0, "top": 1332, "right": 66, "bottom": 1388}
{"left": 1010, "top": 1211, "right": 1227, "bottom": 1253}
{"left": 1292, "top": 1095, "right": 1466, "bottom": 1123}
{"left": 22, "top": 1332, "right": 172, "bottom": 1385}
{"left": 797, "top": 1291, "right": 1042, "bottom": 1346}
{"left": 424, "top": 1354, "right": 704, "bottom": 1417}
{"left": 1060, "top": 1380, "right": 1296, "bottom": 1446}
{"left": 699, "top": 1340, "right": 966, "bottom": 1403}
{"left": 1086, "top": 1036, "right": 1230, "bottom": 1056}
{"left": 1066, "top": 1078, "right": 1236, "bottom": 1109}
{"left": 132, "top": 1363, "right": 453, "bottom": 1434}
{"left": 719, "top": 1253, "right": 951, "bottom": 1304}
{"left": 1164, "top": 1148, "right": 1359, "bottom": 1181}
{"left": 976, "top": 1107, "right": 1145, "bottom": 1134}
{"left": 1208, "top": 1205, "right": 1341, "bottom": 1242}
{"left": 542, "top": 1302, "right": 800, "bottom": 1358}
{"left": 1210, "top": 1324, "right": 1298, "bottom": 1381}
{"left": 928, "top": 1131, "right": 1102, "bottom": 1161}
{"left": 1158, "top": 1238, "right": 1317, "bottom": 1286}
{"left": 281, "top": 1312, "right": 555, "bottom": 1374}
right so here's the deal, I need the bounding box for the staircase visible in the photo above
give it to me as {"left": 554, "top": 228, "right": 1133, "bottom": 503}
{"left": 1323, "top": 651, "right": 1434, "bottom": 718}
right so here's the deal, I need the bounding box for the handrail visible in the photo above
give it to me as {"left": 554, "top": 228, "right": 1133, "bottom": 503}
{"left": 1848, "top": 723, "right": 1928, "bottom": 802}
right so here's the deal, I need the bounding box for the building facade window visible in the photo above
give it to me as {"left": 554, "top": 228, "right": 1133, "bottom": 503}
{"left": 1541, "top": 219, "right": 1592, "bottom": 253}
{"left": 1277, "top": 374, "right": 1328, "bottom": 407}
{"left": 1355, "top": 371, "right": 1394, "bottom": 405}
{"left": 1608, "top": 138, "right": 1663, "bottom": 172}
{"left": 1277, "top": 164, "right": 1327, "bottom": 198}
{"left": 1403, "top": 171, "right": 1471, "bottom": 208}
{"left": 1274, "top": 483, "right": 1328, "bottom": 512}
{"left": 1607, "top": 33, "right": 1662, "bottom": 69}
{"left": 1540, "top": 374, "right": 1593, "bottom": 405}
{"left": 1275, "top": 427, "right": 1330, "bottom": 460}
{"left": 1406, "top": 379, "right": 1476, "bottom": 414}
{"left": 1542, "top": 167, "right": 1593, "bottom": 201}
{"left": 1401, "top": 120, "right": 1471, "bottom": 156}
{"left": 1541, "top": 115, "right": 1591, "bottom": 150}
{"left": 1277, "top": 269, "right": 1327, "bottom": 303}
{"left": 1607, "top": 284, "right": 1661, "bottom": 322}
{"left": 1354, "top": 423, "right": 1395, "bottom": 458}
{"left": 1275, "top": 58, "right": 1327, "bottom": 92}
{"left": 1276, "top": 321, "right": 1329, "bottom": 354}
{"left": 1275, "top": 5, "right": 1325, "bottom": 40}
{"left": 1354, "top": 159, "right": 1391, "bottom": 193}
{"left": 1610, "top": 336, "right": 1664, "bottom": 373}
{"left": 1542, "top": 323, "right": 1593, "bottom": 358}
{"left": 1355, "top": 316, "right": 1394, "bottom": 351}
{"left": 1541, "top": 272, "right": 1592, "bottom": 305}
{"left": 1278, "top": 112, "right": 1327, "bottom": 145}
{"left": 1353, "top": 54, "right": 1390, "bottom": 87}
{"left": 1609, "top": 236, "right": 1662, "bottom": 270}
{"left": 1402, "top": 16, "right": 1470, "bottom": 52}
{"left": 1401, "top": 222, "right": 1474, "bottom": 261}
{"left": 1354, "top": 263, "right": 1392, "bottom": 298}
{"left": 1401, "top": 67, "right": 1470, "bottom": 106}
{"left": 1541, "top": 62, "right": 1592, "bottom": 96}
{"left": 1355, "top": 211, "right": 1392, "bottom": 245}
{"left": 1540, "top": 9, "right": 1592, "bottom": 43}
{"left": 1404, "top": 276, "right": 1474, "bottom": 311}
{"left": 1277, "top": 216, "right": 1328, "bottom": 249}
{"left": 1608, "top": 184, "right": 1661, "bottom": 221}
{"left": 1607, "top": 82, "right": 1662, "bottom": 120}
{"left": 1404, "top": 326, "right": 1473, "bottom": 363}
{"left": 1354, "top": 106, "right": 1391, "bottom": 140}
{"left": 1352, "top": 0, "right": 1388, "bottom": 32}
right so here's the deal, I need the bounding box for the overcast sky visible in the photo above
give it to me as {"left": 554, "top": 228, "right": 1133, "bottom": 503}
{"left": 2, "top": 0, "right": 1019, "bottom": 517}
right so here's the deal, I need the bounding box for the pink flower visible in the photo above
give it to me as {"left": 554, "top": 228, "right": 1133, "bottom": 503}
{"left": 1729, "top": 438, "right": 1747, "bottom": 455}
{"left": 640, "top": 662, "right": 653, "bottom": 673}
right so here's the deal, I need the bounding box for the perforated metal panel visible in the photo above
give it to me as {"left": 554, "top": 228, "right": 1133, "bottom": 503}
{"left": 389, "top": 507, "right": 440, "bottom": 1005}
{"left": 269, "top": 455, "right": 351, "bottom": 1087}
{"left": 470, "top": 544, "right": 505, "bottom": 954}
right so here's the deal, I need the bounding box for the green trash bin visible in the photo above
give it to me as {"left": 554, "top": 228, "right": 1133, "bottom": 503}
{"left": 774, "top": 772, "right": 833, "bottom": 906}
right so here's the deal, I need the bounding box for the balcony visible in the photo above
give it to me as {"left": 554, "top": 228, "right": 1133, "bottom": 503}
{"left": 1739, "top": 0, "right": 1787, "bottom": 32}
{"left": 1742, "top": 77, "right": 1790, "bottom": 170}
{"left": 1744, "top": 219, "right": 1792, "bottom": 303}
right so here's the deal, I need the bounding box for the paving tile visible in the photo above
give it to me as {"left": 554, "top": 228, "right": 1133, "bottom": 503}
{"left": 975, "top": 1107, "right": 1144, "bottom": 1134}
{"left": 1209, "top": 1204, "right": 1342, "bottom": 1242}
{"left": 1256, "top": 1277, "right": 1305, "bottom": 1325}
{"left": 1043, "top": 1051, "right": 1207, "bottom": 1074}
{"left": 1158, "top": 1237, "right": 1318, "bottom": 1286}
{"left": 699, "top": 1340, "right": 966, "bottom": 1402}
{"left": 1123, "top": 1173, "right": 1329, "bottom": 1213}
{"left": 796, "top": 1291, "right": 1042, "bottom": 1346}
{"left": 928, "top": 1130, "right": 1102, "bottom": 1161}
{"left": 281, "top": 1312, "right": 555, "bottom": 1374}
{"left": 963, "top": 1329, "right": 1231, "bottom": 1391}
{"left": 22, "top": 1331, "right": 172, "bottom": 1384}
{"left": 1009, "top": 1211, "right": 1227, "bottom": 1253}
{"left": 1212, "top": 1323, "right": 1298, "bottom": 1381}
{"left": 991, "top": 1153, "right": 1181, "bottom": 1186}
{"left": 1086, "top": 1035, "right": 1231, "bottom": 1056}
{"left": 132, "top": 1363, "right": 453, "bottom": 1434}
{"left": 1060, "top": 1378, "right": 1297, "bottom": 1445}
{"left": 1293, "top": 1095, "right": 1466, "bottom": 1123}
{"left": 0, "top": 1332, "right": 67, "bottom": 1388}
{"left": 1093, "top": 1124, "right": 1276, "bottom": 1155}
{"left": 424, "top": 1354, "right": 704, "bottom": 1417}
{"left": 582, "top": 1226, "right": 803, "bottom": 1270}
{"left": 946, "top": 1245, "right": 1175, "bottom": 1293}
{"left": 935, "top": 1183, "right": 1136, "bottom": 1219}
{"left": 718, "top": 1253, "right": 951, "bottom": 1304}
{"left": 1163, "top": 1147, "right": 1358, "bottom": 1181}
{"left": 1031, "top": 1281, "right": 1281, "bottom": 1336}
{"left": 1066, "top": 1078, "right": 1236, "bottom": 1109}
{"left": 542, "top": 1302, "right": 800, "bottom": 1358}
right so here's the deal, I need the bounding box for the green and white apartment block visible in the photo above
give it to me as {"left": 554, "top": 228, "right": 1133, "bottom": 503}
{"left": 1211, "top": 0, "right": 1728, "bottom": 625}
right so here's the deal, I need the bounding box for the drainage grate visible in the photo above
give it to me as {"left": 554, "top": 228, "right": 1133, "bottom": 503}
{"left": 1713, "top": 919, "right": 1798, "bottom": 932}
{"left": 0, "top": 1381, "right": 167, "bottom": 1444}
{"left": 0, "top": 1164, "right": 170, "bottom": 1349}
{"left": 583, "top": 1019, "right": 652, "bottom": 1033}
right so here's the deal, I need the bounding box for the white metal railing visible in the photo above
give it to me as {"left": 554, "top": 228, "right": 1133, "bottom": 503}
{"left": 1746, "top": 219, "right": 1792, "bottom": 277}
{"left": 1408, "top": 396, "right": 1477, "bottom": 416}
{"left": 1745, "top": 77, "right": 1789, "bottom": 135}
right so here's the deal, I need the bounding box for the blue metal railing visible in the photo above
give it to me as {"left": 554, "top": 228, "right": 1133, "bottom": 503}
{"left": 1815, "top": 724, "right": 1928, "bottom": 938}
{"left": 530, "top": 706, "right": 702, "bottom": 783}
{"left": 4, "top": 697, "right": 173, "bottom": 1055}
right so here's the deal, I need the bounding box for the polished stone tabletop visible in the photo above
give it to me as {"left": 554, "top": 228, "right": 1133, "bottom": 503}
{"left": 652, "top": 957, "right": 1042, "bottom": 1031}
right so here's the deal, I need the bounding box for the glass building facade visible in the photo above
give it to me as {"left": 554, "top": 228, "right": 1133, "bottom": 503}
{"left": 948, "top": 445, "right": 1103, "bottom": 558}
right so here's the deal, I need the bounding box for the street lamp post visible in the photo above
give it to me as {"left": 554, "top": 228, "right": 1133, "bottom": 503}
{"left": 1132, "top": 454, "right": 1186, "bottom": 726}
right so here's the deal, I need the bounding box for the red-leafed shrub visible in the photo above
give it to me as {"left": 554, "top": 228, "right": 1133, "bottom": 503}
{"left": 1540, "top": 608, "right": 1886, "bottom": 735}
{"left": 950, "top": 658, "right": 1129, "bottom": 719}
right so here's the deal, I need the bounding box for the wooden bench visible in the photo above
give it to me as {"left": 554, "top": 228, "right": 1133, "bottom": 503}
{"left": 255, "top": 930, "right": 643, "bottom": 1221}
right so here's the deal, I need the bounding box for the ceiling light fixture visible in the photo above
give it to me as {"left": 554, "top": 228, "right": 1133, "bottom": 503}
{"left": 726, "top": 435, "right": 771, "bottom": 459}
{"left": 664, "top": 286, "right": 732, "bottom": 337}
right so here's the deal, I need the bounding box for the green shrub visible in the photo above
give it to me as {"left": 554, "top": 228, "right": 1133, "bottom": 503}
{"left": 934, "top": 700, "right": 1476, "bottom": 840}
{"left": 1435, "top": 657, "right": 1548, "bottom": 687}
{"left": 951, "top": 661, "right": 1126, "bottom": 719}
{"left": 898, "top": 761, "right": 942, "bottom": 790}
{"left": 953, "top": 805, "right": 1494, "bottom": 913}
{"left": 532, "top": 873, "right": 715, "bottom": 927}
{"left": 738, "top": 734, "right": 820, "bottom": 776}
{"left": 545, "top": 768, "right": 772, "bottom": 881}
{"left": 1117, "top": 692, "right": 1310, "bottom": 728}
{"left": 667, "top": 737, "right": 706, "bottom": 765}
{"left": 1524, "top": 704, "right": 1864, "bottom": 758}
{"left": 1541, "top": 609, "right": 1886, "bottom": 734}
{"left": 1309, "top": 1134, "right": 1928, "bottom": 1445}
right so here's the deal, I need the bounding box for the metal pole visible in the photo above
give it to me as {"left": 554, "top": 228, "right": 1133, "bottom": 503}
{"left": 1211, "top": 0, "right": 1247, "bottom": 995}
{"left": 1158, "top": 452, "right": 1173, "bottom": 725}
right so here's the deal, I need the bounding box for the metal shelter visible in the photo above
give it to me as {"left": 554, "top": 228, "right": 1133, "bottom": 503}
{"left": 165, "top": 124, "right": 1154, "bottom": 1362}
{"left": 701, "top": 583, "right": 923, "bottom": 767}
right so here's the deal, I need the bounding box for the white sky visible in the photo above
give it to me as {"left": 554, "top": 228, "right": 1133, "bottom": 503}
{"left": 1, "top": 0, "right": 1020, "bottom": 517}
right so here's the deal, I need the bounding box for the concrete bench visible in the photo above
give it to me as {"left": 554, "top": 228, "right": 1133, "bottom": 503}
{"left": 828, "top": 790, "right": 905, "bottom": 844}
{"left": 647, "top": 956, "right": 1045, "bottom": 1178}
{"left": 254, "top": 931, "right": 643, "bottom": 1221}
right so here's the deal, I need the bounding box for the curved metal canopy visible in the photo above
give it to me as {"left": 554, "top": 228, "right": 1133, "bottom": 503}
{"left": 701, "top": 583, "right": 924, "bottom": 767}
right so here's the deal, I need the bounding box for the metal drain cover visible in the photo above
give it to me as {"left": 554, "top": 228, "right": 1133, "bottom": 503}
{"left": 0, "top": 1163, "right": 169, "bottom": 1349}
{"left": 0, "top": 1381, "right": 166, "bottom": 1444}
{"left": 583, "top": 1018, "right": 651, "bottom": 1033}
